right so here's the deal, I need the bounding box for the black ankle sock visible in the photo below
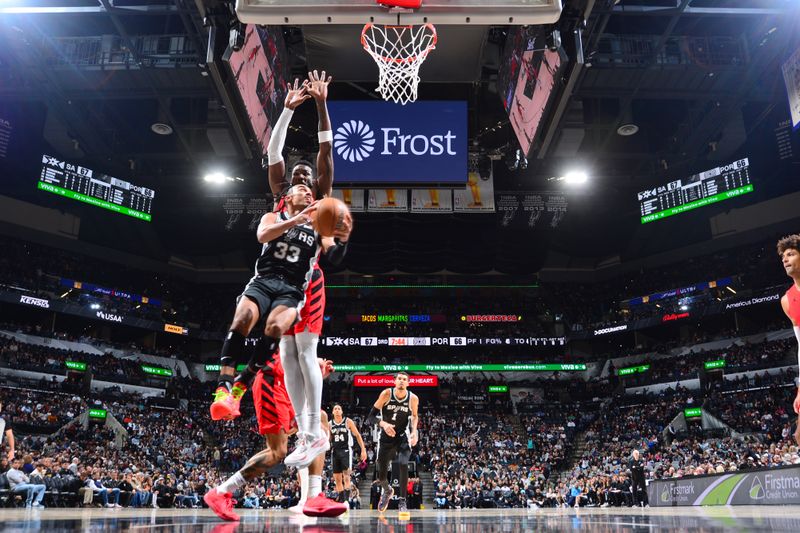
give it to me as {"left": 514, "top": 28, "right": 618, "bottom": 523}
{"left": 217, "top": 374, "right": 234, "bottom": 392}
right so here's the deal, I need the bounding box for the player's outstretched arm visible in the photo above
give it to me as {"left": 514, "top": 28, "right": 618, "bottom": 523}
{"left": 268, "top": 78, "right": 311, "bottom": 197}
{"left": 306, "top": 70, "right": 334, "bottom": 197}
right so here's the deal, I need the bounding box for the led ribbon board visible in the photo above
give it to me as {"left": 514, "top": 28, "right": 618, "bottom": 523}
{"left": 334, "top": 363, "right": 585, "bottom": 372}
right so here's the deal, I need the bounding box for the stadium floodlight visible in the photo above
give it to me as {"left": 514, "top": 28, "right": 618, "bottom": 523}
{"left": 90, "top": 303, "right": 100, "bottom": 310}
{"left": 203, "top": 172, "right": 227, "bottom": 184}
{"left": 563, "top": 170, "right": 588, "bottom": 185}
{"left": 204, "top": 173, "right": 244, "bottom": 184}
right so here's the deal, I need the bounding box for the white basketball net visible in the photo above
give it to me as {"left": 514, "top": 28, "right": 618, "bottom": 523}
{"left": 361, "top": 23, "right": 437, "bottom": 105}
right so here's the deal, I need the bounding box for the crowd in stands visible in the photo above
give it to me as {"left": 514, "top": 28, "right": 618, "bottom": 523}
{"left": 618, "top": 337, "right": 795, "bottom": 388}
{"left": 543, "top": 236, "right": 788, "bottom": 330}
{"left": 0, "top": 235, "right": 235, "bottom": 331}
{"left": 0, "top": 387, "right": 84, "bottom": 432}
{"left": 1, "top": 233, "right": 800, "bottom": 510}
{"left": 0, "top": 232, "right": 794, "bottom": 343}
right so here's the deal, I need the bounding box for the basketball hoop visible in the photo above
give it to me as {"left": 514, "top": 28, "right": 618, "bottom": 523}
{"left": 361, "top": 22, "right": 437, "bottom": 105}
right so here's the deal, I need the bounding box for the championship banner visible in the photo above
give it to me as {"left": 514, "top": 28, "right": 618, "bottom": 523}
{"left": 649, "top": 466, "right": 800, "bottom": 506}
{"left": 367, "top": 189, "right": 408, "bottom": 212}
{"left": 332, "top": 188, "right": 366, "bottom": 213}
{"left": 454, "top": 170, "right": 496, "bottom": 213}
{"left": 782, "top": 46, "right": 800, "bottom": 128}
{"left": 411, "top": 189, "right": 453, "bottom": 213}
{"left": 496, "top": 193, "right": 521, "bottom": 226}
{"left": 496, "top": 192, "right": 568, "bottom": 228}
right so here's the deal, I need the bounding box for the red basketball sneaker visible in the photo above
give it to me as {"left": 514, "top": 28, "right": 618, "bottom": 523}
{"left": 203, "top": 489, "right": 240, "bottom": 522}
{"left": 303, "top": 493, "right": 348, "bottom": 517}
{"left": 210, "top": 387, "right": 243, "bottom": 421}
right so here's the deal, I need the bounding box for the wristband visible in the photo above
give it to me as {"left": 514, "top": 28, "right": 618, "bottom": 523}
{"left": 318, "top": 130, "right": 333, "bottom": 143}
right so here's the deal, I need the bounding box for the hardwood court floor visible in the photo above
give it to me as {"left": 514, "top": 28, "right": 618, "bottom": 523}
{"left": 1, "top": 506, "right": 800, "bottom": 532}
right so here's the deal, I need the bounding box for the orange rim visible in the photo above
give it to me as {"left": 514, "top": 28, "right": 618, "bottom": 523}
{"left": 361, "top": 23, "right": 438, "bottom": 64}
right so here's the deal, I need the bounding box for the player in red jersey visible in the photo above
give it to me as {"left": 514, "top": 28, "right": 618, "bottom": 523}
{"left": 778, "top": 234, "right": 800, "bottom": 445}
{"left": 204, "top": 354, "right": 347, "bottom": 521}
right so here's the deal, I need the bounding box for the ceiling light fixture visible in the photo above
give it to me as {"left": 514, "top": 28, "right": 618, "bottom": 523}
{"left": 151, "top": 123, "right": 173, "bottom": 136}
{"left": 616, "top": 123, "right": 639, "bottom": 136}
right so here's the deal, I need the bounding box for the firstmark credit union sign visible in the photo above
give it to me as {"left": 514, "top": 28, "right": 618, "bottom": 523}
{"left": 650, "top": 466, "right": 800, "bottom": 506}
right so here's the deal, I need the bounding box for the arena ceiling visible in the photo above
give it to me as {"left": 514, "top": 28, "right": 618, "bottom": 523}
{"left": 0, "top": 0, "right": 798, "bottom": 275}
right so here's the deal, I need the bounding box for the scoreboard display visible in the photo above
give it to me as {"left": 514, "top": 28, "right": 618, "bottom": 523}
{"left": 38, "top": 154, "right": 154, "bottom": 222}
{"left": 638, "top": 158, "right": 752, "bottom": 224}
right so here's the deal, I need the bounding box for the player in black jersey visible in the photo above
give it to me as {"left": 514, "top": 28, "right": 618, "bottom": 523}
{"left": 264, "top": 70, "right": 354, "bottom": 471}
{"left": 210, "top": 183, "right": 350, "bottom": 421}
{"left": 366, "top": 372, "right": 420, "bottom": 513}
{"left": 330, "top": 403, "right": 368, "bottom": 504}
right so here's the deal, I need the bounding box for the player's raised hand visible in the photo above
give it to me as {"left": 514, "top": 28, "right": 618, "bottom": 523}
{"left": 305, "top": 69, "right": 333, "bottom": 101}
{"left": 296, "top": 200, "right": 318, "bottom": 225}
{"left": 332, "top": 212, "right": 352, "bottom": 242}
{"left": 284, "top": 78, "right": 311, "bottom": 110}
{"left": 380, "top": 421, "right": 396, "bottom": 438}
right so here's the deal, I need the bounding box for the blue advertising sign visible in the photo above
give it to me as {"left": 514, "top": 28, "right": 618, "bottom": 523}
{"left": 328, "top": 101, "right": 467, "bottom": 185}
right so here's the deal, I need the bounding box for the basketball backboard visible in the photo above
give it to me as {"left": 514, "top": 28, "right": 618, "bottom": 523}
{"left": 235, "top": 0, "right": 562, "bottom": 26}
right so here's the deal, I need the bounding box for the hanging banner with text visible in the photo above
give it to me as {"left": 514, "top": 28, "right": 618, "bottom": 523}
{"left": 411, "top": 189, "right": 453, "bottom": 213}
{"left": 495, "top": 192, "right": 567, "bottom": 228}
{"left": 453, "top": 169, "right": 496, "bottom": 213}
{"left": 782, "top": 46, "right": 800, "bottom": 129}
{"left": 368, "top": 189, "right": 408, "bottom": 212}
{"left": 332, "top": 188, "right": 366, "bottom": 213}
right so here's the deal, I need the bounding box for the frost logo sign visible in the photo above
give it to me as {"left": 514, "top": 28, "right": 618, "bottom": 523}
{"left": 328, "top": 101, "right": 467, "bottom": 185}
{"left": 334, "top": 120, "right": 376, "bottom": 162}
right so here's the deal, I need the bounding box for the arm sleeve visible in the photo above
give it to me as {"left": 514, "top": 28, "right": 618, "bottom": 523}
{"left": 325, "top": 240, "right": 349, "bottom": 265}
{"left": 267, "top": 107, "right": 294, "bottom": 165}
{"left": 366, "top": 407, "right": 381, "bottom": 425}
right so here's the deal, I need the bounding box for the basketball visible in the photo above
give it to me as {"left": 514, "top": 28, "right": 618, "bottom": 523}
{"left": 314, "top": 197, "right": 350, "bottom": 237}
